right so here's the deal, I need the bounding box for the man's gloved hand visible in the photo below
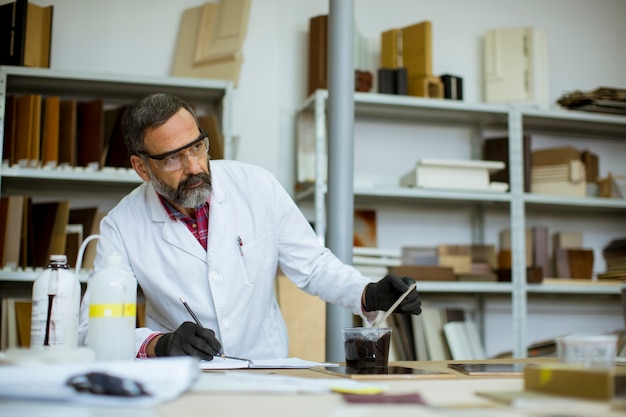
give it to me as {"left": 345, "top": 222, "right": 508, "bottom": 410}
{"left": 363, "top": 274, "right": 421, "bottom": 315}
{"left": 154, "top": 321, "right": 222, "bottom": 361}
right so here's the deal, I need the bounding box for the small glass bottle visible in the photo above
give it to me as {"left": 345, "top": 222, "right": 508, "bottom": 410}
{"left": 30, "top": 254, "right": 81, "bottom": 350}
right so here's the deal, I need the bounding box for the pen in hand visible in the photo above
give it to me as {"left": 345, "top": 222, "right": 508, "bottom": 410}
{"left": 179, "top": 297, "right": 252, "bottom": 365}
{"left": 179, "top": 297, "right": 226, "bottom": 359}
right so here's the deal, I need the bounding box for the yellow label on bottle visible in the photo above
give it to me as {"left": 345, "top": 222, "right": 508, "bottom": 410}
{"left": 90, "top": 303, "right": 136, "bottom": 318}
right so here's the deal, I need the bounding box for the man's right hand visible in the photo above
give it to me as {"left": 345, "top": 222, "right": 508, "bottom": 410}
{"left": 154, "top": 321, "right": 222, "bottom": 361}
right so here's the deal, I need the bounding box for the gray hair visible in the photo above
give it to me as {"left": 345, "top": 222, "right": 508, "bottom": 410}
{"left": 122, "top": 93, "right": 199, "bottom": 155}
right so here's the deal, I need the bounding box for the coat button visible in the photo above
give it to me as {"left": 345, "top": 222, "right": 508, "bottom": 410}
{"left": 210, "top": 271, "right": 219, "bottom": 279}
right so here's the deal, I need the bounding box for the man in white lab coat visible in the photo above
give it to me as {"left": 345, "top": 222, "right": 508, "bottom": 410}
{"left": 78, "top": 93, "right": 421, "bottom": 360}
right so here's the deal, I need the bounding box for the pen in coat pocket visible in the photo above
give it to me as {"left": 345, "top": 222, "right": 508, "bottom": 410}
{"left": 237, "top": 236, "right": 244, "bottom": 256}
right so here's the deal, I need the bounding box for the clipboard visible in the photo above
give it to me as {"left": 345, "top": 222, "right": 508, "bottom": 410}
{"left": 447, "top": 362, "right": 534, "bottom": 376}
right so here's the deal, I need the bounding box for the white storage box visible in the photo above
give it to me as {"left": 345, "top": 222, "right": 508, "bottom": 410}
{"left": 400, "top": 158, "right": 507, "bottom": 192}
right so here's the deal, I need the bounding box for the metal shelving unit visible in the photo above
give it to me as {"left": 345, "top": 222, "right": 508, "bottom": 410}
{"left": 296, "top": 89, "right": 625, "bottom": 358}
{"left": 414, "top": 281, "right": 619, "bottom": 295}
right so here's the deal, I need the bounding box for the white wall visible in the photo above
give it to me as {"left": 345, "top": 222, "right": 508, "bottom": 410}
{"left": 14, "top": 0, "right": 626, "bottom": 190}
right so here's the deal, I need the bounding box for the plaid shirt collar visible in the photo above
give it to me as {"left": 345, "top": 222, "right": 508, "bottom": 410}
{"left": 157, "top": 193, "right": 210, "bottom": 220}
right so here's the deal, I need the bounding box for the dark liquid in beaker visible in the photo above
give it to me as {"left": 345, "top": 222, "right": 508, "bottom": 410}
{"left": 344, "top": 331, "right": 391, "bottom": 368}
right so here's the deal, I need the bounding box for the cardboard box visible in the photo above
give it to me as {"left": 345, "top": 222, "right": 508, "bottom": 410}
{"left": 496, "top": 266, "right": 543, "bottom": 284}
{"left": 524, "top": 364, "right": 626, "bottom": 401}
{"left": 532, "top": 146, "right": 581, "bottom": 166}
{"left": 531, "top": 159, "right": 587, "bottom": 197}
{"left": 388, "top": 265, "right": 455, "bottom": 281}
{"left": 437, "top": 244, "right": 472, "bottom": 274}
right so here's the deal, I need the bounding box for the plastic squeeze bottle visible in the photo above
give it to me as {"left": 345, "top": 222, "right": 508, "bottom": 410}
{"left": 30, "top": 254, "right": 81, "bottom": 349}
{"left": 87, "top": 251, "right": 137, "bottom": 361}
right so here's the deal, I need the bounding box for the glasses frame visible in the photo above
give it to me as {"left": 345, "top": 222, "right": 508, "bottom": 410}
{"left": 137, "top": 129, "right": 209, "bottom": 171}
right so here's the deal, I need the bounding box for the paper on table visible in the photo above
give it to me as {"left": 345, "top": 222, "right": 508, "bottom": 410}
{"left": 0, "top": 402, "right": 161, "bottom": 417}
{"left": 0, "top": 356, "right": 199, "bottom": 407}
{"left": 192, "top": 371, "right": 387, "bottom": 394}
{"left": 200, "top": 356, "right": 339, "bottom": 370}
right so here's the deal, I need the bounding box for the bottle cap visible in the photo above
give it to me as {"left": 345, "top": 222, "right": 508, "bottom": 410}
{"left": 105, "top": 251, "right": 123, "bottom": 266}
{"left": 50, "top": 254, "right": 68, "bottom": 263}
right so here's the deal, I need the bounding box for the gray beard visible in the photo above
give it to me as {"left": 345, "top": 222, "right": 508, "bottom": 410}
{"left": 150, "top": 171, "right": 212, "bottom": 209}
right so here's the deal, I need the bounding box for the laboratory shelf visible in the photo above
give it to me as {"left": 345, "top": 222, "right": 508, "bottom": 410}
{"left": 521, "top": 107, "right": 626, "bottom": 139}
{"left": 296, "top": 89, "right": 626, "bottom": 359}
{"left": 526, "top": 279, "right": 622, "bottom": 295}
{"left": 297, "top": 185, "right": 511, "bottom": 206}
{"left": 299, "top": 90, "right": 510, "bottom": 127}
{"left": 1, "top": 166, "right": 141, "bottom": 184}
{"left": 0, "top": 269, "right": 89, "bottom": 283}
{"left": 523, "top": 193, "right": 626, "bottom": 212}
{"left": 379, "top": 280, "right": 621, "bottom": 295}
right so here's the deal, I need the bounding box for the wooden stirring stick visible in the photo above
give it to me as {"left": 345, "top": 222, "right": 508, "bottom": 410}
{"left": 372, "top": 282, "right": 417, "bottom": 328}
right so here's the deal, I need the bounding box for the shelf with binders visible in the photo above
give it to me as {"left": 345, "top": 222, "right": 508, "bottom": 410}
{"left": 0, "top": 65, "right": 235, "bottom": 175}
{"left": 0, "top": 66, "right": 235, "bottom": 282}
{"left": 2, "top": 65, "right": 232, "bottom": 118}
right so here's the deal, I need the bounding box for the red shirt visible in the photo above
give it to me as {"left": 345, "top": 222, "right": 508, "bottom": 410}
{"left": 158, "top": 194, "right": 210, "bottom": 250}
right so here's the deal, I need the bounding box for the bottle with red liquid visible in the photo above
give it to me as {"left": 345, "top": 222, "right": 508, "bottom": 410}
{"left": 30, "top": 254, "right": 81, "bottom": 350}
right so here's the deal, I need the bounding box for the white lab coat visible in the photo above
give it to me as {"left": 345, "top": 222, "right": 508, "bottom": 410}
{"left": 78, "top": 160, "right": 371, "bottom": 359}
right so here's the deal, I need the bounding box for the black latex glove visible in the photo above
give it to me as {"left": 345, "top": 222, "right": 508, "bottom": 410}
{"left": 154, "top": 321, "right": 222, "bottom": 361}
{"left": 363, "top": 274, "right": 422, "bottom": 315}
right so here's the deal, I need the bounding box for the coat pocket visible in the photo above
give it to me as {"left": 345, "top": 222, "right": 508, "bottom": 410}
{"left": 235, "top": 230, "right": 272, "bottom": 287}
